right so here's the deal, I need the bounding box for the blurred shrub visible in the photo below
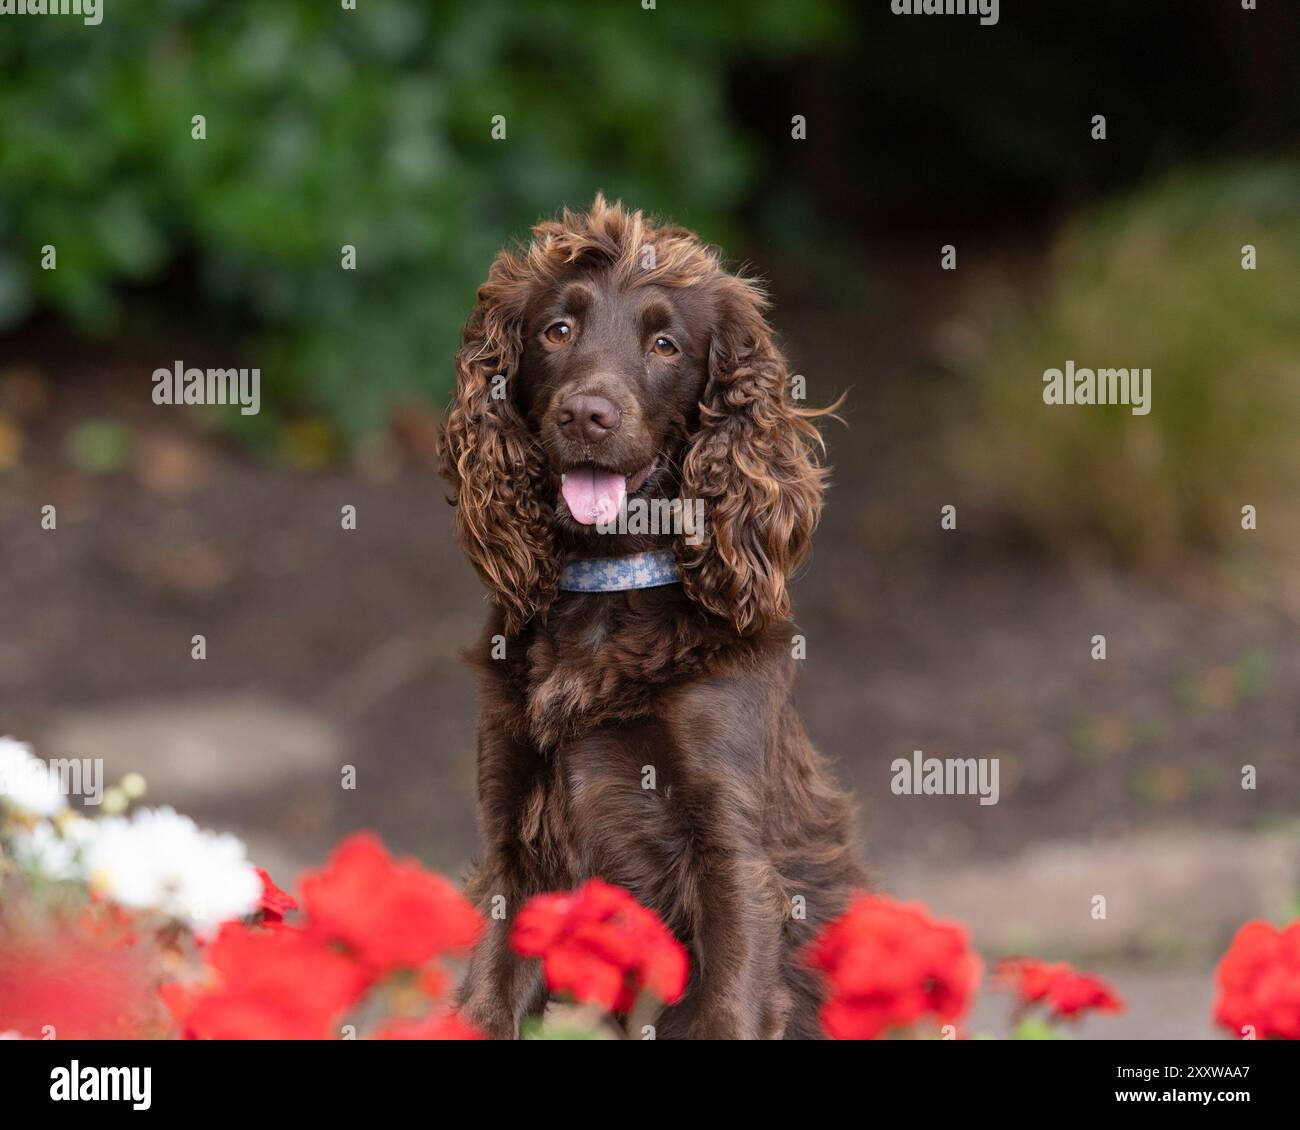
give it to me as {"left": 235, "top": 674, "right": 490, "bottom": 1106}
{"left": 64, "top": 418, "right": 134, "bottom": 474}
{"left": 0, "top": 0, "right": 840, "bottom": 443}
{"left": 954, "top": 164, "right": 1300, "bottom": 569}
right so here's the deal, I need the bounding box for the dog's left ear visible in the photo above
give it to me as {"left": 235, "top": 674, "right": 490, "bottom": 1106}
{"left": 677, "top": 276, "right": 830, "bottom": 635}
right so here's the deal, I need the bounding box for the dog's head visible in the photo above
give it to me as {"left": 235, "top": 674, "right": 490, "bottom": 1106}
{"left": 440, "top": 194, "right": 830, "bottom": 637}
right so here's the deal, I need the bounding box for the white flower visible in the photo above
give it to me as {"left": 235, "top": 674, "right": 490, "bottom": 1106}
{"left": 0, "top": 736, "right": 68, "bottom": 818}
{"left": 85, "top": 806, "right": 262, "bottom": 937}
{"left": 8, "top": 817, "right": 96, "bottom": 881}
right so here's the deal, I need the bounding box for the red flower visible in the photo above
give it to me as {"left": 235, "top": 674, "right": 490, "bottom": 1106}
{"left": 0, "top": 914, "right": 167, "bottom": 1039}
{"left": 995, "top": 957, "right": 1063, "bottom": 1004}
{"left": 255, "top": 867, "right": 298, "bottom": 923}
{"left": 1213, "top": 919, "right": 1300, "bottom": 1040}
{"left": 805, "top": 894, "right": 982, "bottom": 1039}
{"left": 1047, "top": 971, "right": 1125, "bottom": 1018}
{"left": 510, "top": 879, "right": 688, "bottom": 1013}
{"left": 371, "top": 1011, "right": 483, "bottom": 1040}
{"left": 996, "top": 957, "right": 1124, "bottom": 1021}
{"left": 415, "top": 963, "right": 451, "bottom": 1000}
{"left": 299, "top": 834, "right": 482, "bottom": 972}
{"left": 162, "top": 923, "right": 370, "bottom": 1040}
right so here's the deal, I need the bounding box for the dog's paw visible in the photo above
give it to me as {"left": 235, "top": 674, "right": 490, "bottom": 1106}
{"left": 456, "top": 995, "right": 520, "bottom": 1041}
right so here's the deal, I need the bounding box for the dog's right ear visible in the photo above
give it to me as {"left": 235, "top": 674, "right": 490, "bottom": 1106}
{"left": 439, "top": 273, "right": 558, "bottom": 636}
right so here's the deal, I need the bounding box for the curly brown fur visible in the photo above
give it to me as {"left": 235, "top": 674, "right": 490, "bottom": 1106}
{"left": 440, "top": 194, "right": 864, "bottom": 1040}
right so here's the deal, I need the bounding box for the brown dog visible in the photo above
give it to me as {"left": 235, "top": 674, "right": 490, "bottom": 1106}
{"left": 440, "top": 195, "right": 863, "bottom": 1039}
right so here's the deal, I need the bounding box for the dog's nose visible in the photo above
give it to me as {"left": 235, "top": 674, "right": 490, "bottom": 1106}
{"left": 556, "top": 395, "right": 621, "bottom": 443}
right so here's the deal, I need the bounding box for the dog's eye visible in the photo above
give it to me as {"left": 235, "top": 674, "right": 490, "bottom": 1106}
{"left": 651, "top": 336, "right": 678, "bottom": 357}
{"left": 544, "top": 322, "right": 572, "bottom": 345}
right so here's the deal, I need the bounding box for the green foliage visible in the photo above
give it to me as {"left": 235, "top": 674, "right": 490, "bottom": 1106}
{"left": 1012, "top": 1017, "right": 1065, "bottom": 1040}
{"left": 519, "top": 1004, "right": 614, "bottom": 1040}
{"left": 954, "top": 163, "right": 1300, "bottom": 569}
{"left": 0, "top": 0, "right": 841, "bottom": 442}
{"left": 63, "top": 417, "right": 134, "bottom": 474}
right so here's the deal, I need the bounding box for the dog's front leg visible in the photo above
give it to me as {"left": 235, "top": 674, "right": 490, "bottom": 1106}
{"left": 685, "top": 829, "right": 789, "bottom": 1040}
{"left": 456, "top": 711, "right": 549, "bottom": 1039}
{"left": 457, "top": 856, "right": 546, "bottom": 1039}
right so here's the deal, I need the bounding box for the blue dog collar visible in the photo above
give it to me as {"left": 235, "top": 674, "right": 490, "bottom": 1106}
{"left": 558, "top": 549, "right": 681, "bottom": 592}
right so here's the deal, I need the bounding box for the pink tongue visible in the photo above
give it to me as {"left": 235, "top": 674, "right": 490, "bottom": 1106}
{"left": 561, "top": 467, "right": 627, "bottom": 525}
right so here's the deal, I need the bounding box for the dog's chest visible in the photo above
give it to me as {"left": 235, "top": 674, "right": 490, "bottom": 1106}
{"left": 516, "top": 720, "right": 694, "bottom": 921}
{"left": 520, "top": 612, "right": 674, "bottom": 749}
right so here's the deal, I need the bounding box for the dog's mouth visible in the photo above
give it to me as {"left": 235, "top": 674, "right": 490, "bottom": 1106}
{"left": 559, "top": 460, "right": 656, "bottom": 525}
